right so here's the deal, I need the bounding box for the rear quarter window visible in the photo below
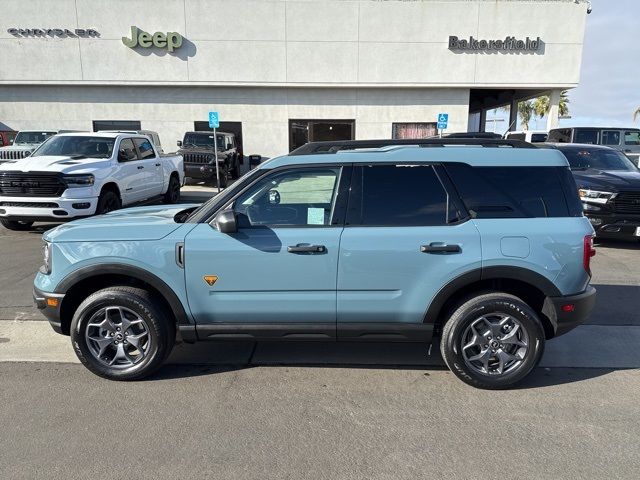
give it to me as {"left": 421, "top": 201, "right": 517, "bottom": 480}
{"left": 444, "top": 164, "right": 582, "bottom": 218}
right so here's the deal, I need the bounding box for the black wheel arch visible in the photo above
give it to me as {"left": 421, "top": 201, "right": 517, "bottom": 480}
{"left": 55, "top": 263, "right": 192, "bottom": 335}
{"left": 425, "top": 266, "right": 561, "bottom": 339}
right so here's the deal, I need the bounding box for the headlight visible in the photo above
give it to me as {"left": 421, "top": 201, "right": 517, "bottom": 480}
{"left": 578, "top": 189, "right": 616, "bottom": 204}
{"left": 63, "top": 174, "right": 95, "bottom": 187}
{"left": 40, "top": 242, "right": 52, "bottom": 275}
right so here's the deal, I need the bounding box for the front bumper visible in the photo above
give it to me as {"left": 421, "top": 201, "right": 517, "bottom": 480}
{"left": 33, "top": 286, "right": 65, "bottom": 335}
{"left": 185, "top": 163, "right": 224, "bottom": 180}
{"left": 586, "top": 212, "right": 640, "bottom": 239}
{"left": 542, "top": 286, "right": 597, "bottom": 337}
{"left": 0, "top": 195, "right": 98, "bottom": 221}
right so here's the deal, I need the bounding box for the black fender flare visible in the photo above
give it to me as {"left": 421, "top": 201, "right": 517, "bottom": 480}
{"left": 55, "top": 263, "right": 192, "bottom": 326}
{"left": 423, "top": 266, "right": 561, "bottom": 324}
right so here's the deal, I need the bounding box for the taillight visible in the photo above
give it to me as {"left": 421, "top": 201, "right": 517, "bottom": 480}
{"left": 583, "top": 235, "right": 595, "bottom": 275}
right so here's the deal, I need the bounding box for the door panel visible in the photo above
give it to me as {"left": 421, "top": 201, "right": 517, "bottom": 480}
{"left": 337, "top": 223, "right": 481, "bottom": 324}
{"left": 133, "top": 137, "right": 163, "bottom": 197}
{"left": 115, "top": 138, "right": 147, "bottom": 204}
{"left": 184, "top": 224, "right": 342, "bottom": 324}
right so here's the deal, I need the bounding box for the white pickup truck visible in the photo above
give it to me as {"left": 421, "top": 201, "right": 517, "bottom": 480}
{"left": 0, "top": 132, "right": 184, "bottom": 230}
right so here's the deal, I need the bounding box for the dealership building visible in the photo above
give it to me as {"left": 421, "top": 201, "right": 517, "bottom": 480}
{"left": 1, "top": 0, "right": 589, "bottom": 163}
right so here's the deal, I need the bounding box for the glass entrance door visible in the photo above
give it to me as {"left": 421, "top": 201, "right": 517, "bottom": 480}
{"left": 289, "top": 119, "right": 355, "bottom": 152}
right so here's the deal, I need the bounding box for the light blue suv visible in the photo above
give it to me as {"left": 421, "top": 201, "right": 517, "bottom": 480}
{"left": 34, "top": 139, "right": 597, "bottom": 389}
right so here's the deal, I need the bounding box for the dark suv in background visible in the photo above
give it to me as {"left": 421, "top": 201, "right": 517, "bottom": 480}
{"left": 177, "top": 131, "right": 240, "bottom": 187}
{"left": 548, "top": 127, "right": 640, "bottom": 166}
{"left": 549, "top": 143, "right": 640, "bottom": 240}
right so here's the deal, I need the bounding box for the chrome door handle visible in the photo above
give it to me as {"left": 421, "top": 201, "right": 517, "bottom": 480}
{"left": 420, "top": 242, "right": 462, "bottom": 254}
{"left": 137, "top": 165, "right": 144, "bottom": 169}
{"left": 287, "top": 244, "right": 326, "bottom": 253}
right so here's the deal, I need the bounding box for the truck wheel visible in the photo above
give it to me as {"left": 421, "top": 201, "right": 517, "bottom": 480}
{"left": 96, "top": 189, "right": 121, "bottom": 215}
{"left": 440, "top": 292, "right": 545, "bottom": 390}
{"left": 70, "top": 286, "right": 175, "bottom": 381}
{"left": 163, "top": 174, "right": 181, "bottom": 204}
{"left": 0, "top": 219, "right": 34, "bottom": 231}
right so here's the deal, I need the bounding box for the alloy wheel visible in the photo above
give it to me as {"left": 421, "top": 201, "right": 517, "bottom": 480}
{"left": 85, "top": 306, "right": 151, "bottom": 368}
{"left": 461, "top": 313, "right": 529, "bottom": 376}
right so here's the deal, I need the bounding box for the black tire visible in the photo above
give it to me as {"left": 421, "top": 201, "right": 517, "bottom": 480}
{"left": 163, "top": 174, "right": 181, "bottom": 204}
{"left": 96, "top": 189, "right": 121, "bottom": 215}
{"left": 0, "top": 219, "right": 34, "bottom": 231}
{"left": 440, "top": 292, "right": 545, "bottom": 390}
{"left": 70, "top": 286, "right": 175, "bottom": 380}
{"left": 215, "top": 165, "right": 229, "bottom": 188}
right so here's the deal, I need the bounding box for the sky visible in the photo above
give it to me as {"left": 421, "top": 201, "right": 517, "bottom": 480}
{"left": 487, "top": 0, "right": 640, "bottom": 132}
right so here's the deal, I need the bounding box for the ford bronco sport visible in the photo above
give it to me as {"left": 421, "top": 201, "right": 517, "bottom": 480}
{"left": 33, "top": 139, "right": 596, "bottom": 389}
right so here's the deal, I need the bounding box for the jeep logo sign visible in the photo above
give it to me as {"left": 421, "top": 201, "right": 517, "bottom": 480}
{"left": 122, "top": 26, "right": 183, "bottom": 52}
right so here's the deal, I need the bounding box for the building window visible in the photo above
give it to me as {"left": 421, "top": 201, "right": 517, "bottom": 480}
{"left": 289, "top": 120, "right": 355, "bottom": 152}
{"left": 392, "top": 123, "right": 437, "bottom": 139}
{"left": 93, "top": 120, "right": 141, "bottom": 132}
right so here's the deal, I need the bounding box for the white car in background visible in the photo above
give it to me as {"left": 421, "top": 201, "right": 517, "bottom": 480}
{"left": 0, "top": 130, "right": 57, "bottom": 161}
{"left": 0, "top": 132, "right": 184, "bottom": 230}
{"left": 504, "top": 130, "right": 548, "bottom": 143}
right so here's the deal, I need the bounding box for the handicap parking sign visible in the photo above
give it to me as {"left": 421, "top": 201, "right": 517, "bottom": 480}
{"left": 208, "top": 111, "right": 219, "bottom": 129}
{"left": 437, "top": 113, "right": 448, "bottom": 130}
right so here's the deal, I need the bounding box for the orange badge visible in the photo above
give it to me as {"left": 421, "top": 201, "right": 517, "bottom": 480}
{"left": 203, "top": 275, "right": 218, "bottom": 286}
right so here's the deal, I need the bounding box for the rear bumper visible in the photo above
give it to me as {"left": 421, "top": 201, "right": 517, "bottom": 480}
{"left": 543, "top": 286, "right": 597, "bottom": 337}
{"left": 33, "top": 286, "right": 66, "bottom": 335}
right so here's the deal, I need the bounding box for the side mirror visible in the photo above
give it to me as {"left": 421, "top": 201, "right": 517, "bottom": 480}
{"left": 214, "top": 209, "right": 237, "bottom": 234}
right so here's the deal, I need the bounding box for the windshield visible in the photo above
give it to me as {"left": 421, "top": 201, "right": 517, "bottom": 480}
{"left": 14, "top": 131, "right": 56, "bottom": 144}
{"left": 186, "top": 167, "right": 265, "bottom": 223}
{"left": 32, "top": 136, "right": 115, "bottom": 159}
{"left": 183, "top": 133, "right": 226, "bottom": 149}
{"left": 562, "top": 148, "right": 638, "bottom": 172}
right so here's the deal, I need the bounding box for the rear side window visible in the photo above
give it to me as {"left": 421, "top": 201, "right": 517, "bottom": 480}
{"left": 574, "top": 130, "right": 599, "bottom": 144}
{"left": 530, "top": 133, "right": 548, "bottom": 143}
{"left": 347, "top": 165, "right": 451, "bottom": 226}
{"left": 444, "top": 164, "right": 581, "bottom": 218}
{"left": 506, "top": 133, "right": 526, "bottom": 141}
{"left": 133, "top": 138, "right": 155, "bottom": 159}
{"left": 625, "top": 131, "right": 640, "bottom": 145}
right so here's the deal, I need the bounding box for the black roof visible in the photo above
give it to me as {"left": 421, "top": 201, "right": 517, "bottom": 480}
{"left": 289, "top": 138, "right": 536, "bottom": 155}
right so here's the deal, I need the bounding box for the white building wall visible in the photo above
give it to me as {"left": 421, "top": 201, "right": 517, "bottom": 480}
{"left": 0, "top": 86, "right": 469, "bottom": 158}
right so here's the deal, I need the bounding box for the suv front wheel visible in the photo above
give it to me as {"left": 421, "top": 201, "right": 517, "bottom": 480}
{"left": 70, "top": 286, "right": 175, "bottom": 380}
{"left": 440, "top": 292, "right": 545, "bottom": 389}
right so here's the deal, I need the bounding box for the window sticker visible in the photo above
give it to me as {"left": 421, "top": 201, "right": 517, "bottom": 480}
{"left": 307, "top": 207, "right": 325, "bottom": 225}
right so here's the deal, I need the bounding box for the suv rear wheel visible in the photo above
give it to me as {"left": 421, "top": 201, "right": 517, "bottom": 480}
{"left": 70, "top": 286, "right": 175, "bottom": 380}
{"left": 440, "top": 292, "right": 545, "bottom": 389}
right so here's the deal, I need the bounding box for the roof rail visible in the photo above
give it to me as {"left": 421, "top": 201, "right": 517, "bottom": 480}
{"left": 289, "top": 138, "right": 536, "bottom": 155}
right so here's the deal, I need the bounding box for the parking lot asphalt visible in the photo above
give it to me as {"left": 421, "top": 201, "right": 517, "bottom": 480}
{"left": 0, "top": 187, "right": 639, "bottom": 478}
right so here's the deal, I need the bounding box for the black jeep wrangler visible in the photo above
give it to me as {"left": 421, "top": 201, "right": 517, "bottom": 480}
{"left": 177, "top": 131, "right": 240, "bottom": 187}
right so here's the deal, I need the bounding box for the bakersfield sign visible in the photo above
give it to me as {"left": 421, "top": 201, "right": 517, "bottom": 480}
{"left": 122, "top": 26, "right": 183, "bottom": 52}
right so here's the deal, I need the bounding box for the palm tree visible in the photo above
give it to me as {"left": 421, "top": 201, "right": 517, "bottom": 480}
{"left": 518, "top": 101, "right": 534, "bottom": 131}
{"left": 533, "top": 91, "right": 570, "bottom": 119}
{"left": 634, "top": 106, "right": 640, "bottom": 122}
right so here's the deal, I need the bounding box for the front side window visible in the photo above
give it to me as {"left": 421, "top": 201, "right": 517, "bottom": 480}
{"left": 625, "top": 131, "right": 640, "bottom": 146}
{"left": 133, "top": 138, "right": 155, "bottom": 159}
{"left": 601, "top": 130, "right": 621, "bottom": 146}
{"left": 118, "top": 138, "right": 138, "bottom": 162}
{"left": 234, "top": 168, "right": 341, "bottom": 227}
{"left": 348, "top": 164, "right": 449, "bottom": 226}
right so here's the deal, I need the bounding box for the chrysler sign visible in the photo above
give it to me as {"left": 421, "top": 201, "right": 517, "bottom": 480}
{"left": 449, "top": 36, "right": 542, "bottom": 52}
{"left": 7, "top": 28, "right": 99, "bottom": 38}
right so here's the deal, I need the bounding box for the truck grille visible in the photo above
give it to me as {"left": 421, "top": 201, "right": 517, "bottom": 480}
{"left": 0, "top": 149, "right": 31, "bottom": 160}
{"left": 183, "top": 153, "right": 214, "bottom": 165}
{"left": 611, "top": 191, "right": 640, "bottom": 214}
{"left": 0, "top": 172, "right": 66, "bottom": 197}
{"left": 0, "top": 201, "right": 59, "bottom": 208}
